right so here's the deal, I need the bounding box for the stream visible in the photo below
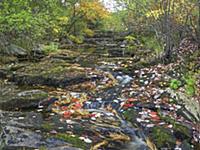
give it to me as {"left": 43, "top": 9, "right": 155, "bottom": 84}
{"left": 0, "top": 57, "right": 149, "bottom": 150}
{"left": 83, "top": 62, "right": 148, "bottom": 149}
{"left": 0, "top": 49, "right": 199, "bottom": 150}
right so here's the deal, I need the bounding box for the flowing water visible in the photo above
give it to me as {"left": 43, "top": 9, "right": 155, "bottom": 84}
{"left": 1, "top": 51, "right": 199, "bottom": 149}
{"left": 0, "top": 56, "right": 151, "bottom": 150}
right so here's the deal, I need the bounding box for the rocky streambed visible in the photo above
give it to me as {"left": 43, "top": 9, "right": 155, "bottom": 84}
{"left": 0, "top": 48, "right": 200, "bottom": 150}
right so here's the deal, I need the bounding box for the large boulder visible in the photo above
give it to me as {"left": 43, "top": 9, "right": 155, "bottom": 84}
{"left": 4, "top": 44, "right": 28, "bottom": 57}
{"left": 0, "top": 59, "right": 101, "bottom": 88}
{"left": 0, "top": 82, "right": 48, "bottom": 110}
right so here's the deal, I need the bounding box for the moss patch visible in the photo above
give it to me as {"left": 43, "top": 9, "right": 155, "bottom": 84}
{"left": 41, "top": 123, "right": 54, "bottom": 131}
{"left": 122, "top": 109, "right": 137, "bottom": 124}
{"left": 54, "top": 133, "right": 87, "bottom": 150}
{"left": 150, "top": 127, "right": 176, "bottom": 148}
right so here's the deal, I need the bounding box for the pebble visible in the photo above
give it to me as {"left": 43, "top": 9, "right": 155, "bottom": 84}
{"left": 61, "top": 95, "right": 67, "bottom": 99}
{"left": 79, "top": 137, "right": 93, "bottom": 143}
{"left": 79, "top": 137, "right": 85, "bottom": 140}
{"left": 135, "top": 70, "right": 139, "bottom": 73}
{"left": 159, "top": 122, "right": 166, "bottom": 125}
{"left": 37, "top": 109, "right": 43, "bottom": 112}
{"left": 113, "top": 99, "right": 119, "bottom": 103}
{"left": 95, "top": 113, "right": 101, "bottom": 117}
{"left": 38, "top": 105, "right": 44, "bottom": 108}
{"left": 66, "top": 120, "right": 73, "bottom": 124}
{"left": 168, "top": 124, "right": 173, "bottom": 128}
{"left": 144, "top": 81, "right": 149, "bottom": 85}
{"left": 146, "top": 124, "right": 155, "bottom": 128}
{"left": 116, "top": 76, "right": 123, "bottom": 81}
{"left": 140, "top": 80, "right": 144, "bottom": 83}
{"left": 175, "top": 105, "right": 181, "bottom": 109}
{"left": 106, "top": 112, "right": 114, "bottom": 116}
{"left": 50, "top": 130, "right": 57, "bottom": 134}
{"left": 58, "top": 127, "right": 64, "bottom": 130}
{"left": 91, "top": 117, "right": 96, "bottom": 121}
{"left": 96, "top": 98, "right": 102, "bottom": 101}
{"left": 18, "top": 117, "right": 24, "bottom": 120}
{"left": 35, "top": 130, "right": 41, "bottom": 133}
{"left": 154, "top": 94, "right": 161, "bottom": 99}
{"left": 70, "top": 92, "right": 80, "bottom": 98}
{"left": 155, "top": 105, "right": 161, "bottom": 108}
{"left": 136, "top": 118, "right": 145, "bottom": 122}
{"left": 84, "top": 138, "right": 92, "bottom": 143}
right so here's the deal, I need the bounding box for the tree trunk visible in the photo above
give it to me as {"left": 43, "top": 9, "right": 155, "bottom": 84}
{"left": 163, "top": 0, "right": 173, "bottom": 63}
{"left": 198, "top": 0, "right": 200, "bottom": 43}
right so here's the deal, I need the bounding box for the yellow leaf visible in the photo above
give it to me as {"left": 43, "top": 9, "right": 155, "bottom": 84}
{"left": 53, "top": 28, "right": 59, "bottom": 33}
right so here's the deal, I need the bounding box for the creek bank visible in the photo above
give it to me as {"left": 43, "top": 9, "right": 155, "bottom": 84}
{"left": 0, "top": 36, "right": 200, "bottom": 149}
{"left": 0, "top": 43, "right": 45, "bottom": 65}
{"left": 0, "top": 82, "right": 48, "bottom": 110}
{"left": 0, "top": 59, "right": 102, "bottom": 88}
{"left": 0, "top": 111, "right": 82, "bottom": 150}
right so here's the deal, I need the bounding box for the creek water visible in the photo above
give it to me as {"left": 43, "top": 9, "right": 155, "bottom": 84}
{"left": 83, "top": 61, "right": 149, "bottom": 150}
{"left": 1, "top": 52, "right": 199, "bottom": 149}
{"left": 0, "top": 57, "right": 150, "bottom": 150}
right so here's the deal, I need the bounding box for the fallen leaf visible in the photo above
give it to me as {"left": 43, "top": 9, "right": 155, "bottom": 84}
{"left": 63, "top": 111, "right": 72, "bottom": 118}
{"left": 90, "top": 140, "right": 108, "bottom": 150}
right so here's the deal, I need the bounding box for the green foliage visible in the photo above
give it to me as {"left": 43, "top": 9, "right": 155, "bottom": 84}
{"left": 184, "top": 74, "right": 197, "bottom": 96}
{"left": 170, "top": 79, "right": 182, "bottom": 90}
{"left": 140, "top": 36, "right": 162, "bottom": 55}
{"left": 0, "top": 0, "right": 108, "bottom": 50}
{"left": 42, "top": 42, "right": 59, "bottom": 54}
{"left": 125, "top": 35, "right": 136, "bottom": 42}
{"left": 127, "top": 45, "right": 137, "bottom": 52}
{"left": 83, "top": 28, "right": 94, "bottom": 37}
{"left": 101, "top": 11, "right": 127, "bottom": 31}
{"left": 68, "top": 35, "right": 83, "bottom": 44}
{"left": 0, "top": 0, "right": 64, "bottom": 49}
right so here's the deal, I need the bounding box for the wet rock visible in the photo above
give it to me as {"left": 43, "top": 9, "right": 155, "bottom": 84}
{"left": 166, "top": 88, "right": 200, "bottom": 122}
{"left": 4, "top": 44, "right": 28, "bottom": 57}
{"left": 1, "top": 126, "right": 44, "bottom": 148}
{"left": 0, "top": 126, "right": 76, "bottom": 149}
{"left": 179, "top": 140, "right": 192, "bottom": 150}
{"left": 0, "top": 88, "right": 48, "bottom": 110}
{"left": 0, "top": 111, "right": 43, "bottom": 128}
{"left": 0, "top": 60, "right": 101, "bottom": 88}
{"left": 150, "top": 127, "right": 176, "bottom": 149}
{"left": 0, "top": 69, "right": 7, "bottom": 78}
{"left": 0, "top": 56, "right": 18, "bottom": 64}
{"left": 49, "top": 146, "right": 82, "bottom": 150}
{"left": 0, "top": 110, "right": 83, "bottom": 149}
{"left": 31, "top": 45, "right": 46, "bottom": 59}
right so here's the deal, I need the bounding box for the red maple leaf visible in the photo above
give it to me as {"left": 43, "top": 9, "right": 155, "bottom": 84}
{"left": 63, "top": 111, "right": 72, "bottom": 118}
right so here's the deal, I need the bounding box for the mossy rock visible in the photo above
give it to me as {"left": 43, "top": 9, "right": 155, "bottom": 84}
{"left": 150, "top": 127, "right": 176, "bottom": 148}
{"left": 0, "top": 89, "right": 48, "bottom": 110}
{"left": 0, "top": 60, "right": 98, "bottom": 88}
{"left": 54, "top": 133, "right": 87, "bottom": 150}
{"left": 0, "top": 55, "right": 18, "bottom": 64}
{"left": 41, "top": 123, "right": 55, "bottom": 131}
{"left": 173, "top": 124, "right": 191, "bottom": 141}
{"left": 122, "top": 109, "right": 138, "bottom": 124}
{"left": 160, "top": 115, "right": 192, "bottom": 140}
